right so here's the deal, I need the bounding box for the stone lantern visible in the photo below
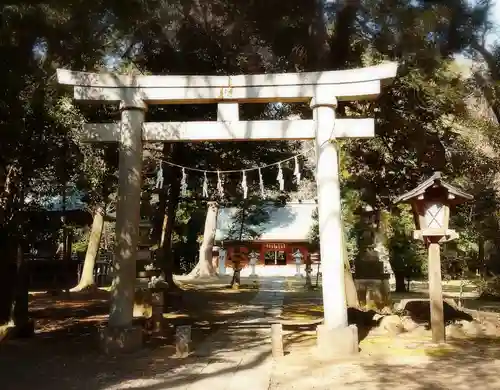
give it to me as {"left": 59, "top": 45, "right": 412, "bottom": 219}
{"left": 248, "top": 250, "right": 259, "bottom": 277}
{"left": 310, "top": 252, "right": 321, "bottom": 287}
{"left": 138, "top": 219, "right": 153, "bottom": 245}
{"left": 395, "top": 171, "right": 473, "bottom": 343}
{"left": 137, "top": 219, "right": 154, "bottom": 263}
{"left": 293, "top": 249, "right": 304, "bottom": 277}
{"left": 354, "top": 204, "right": 390, "bottom": 309}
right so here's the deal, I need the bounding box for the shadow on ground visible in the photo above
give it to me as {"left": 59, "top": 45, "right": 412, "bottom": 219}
{"left": 0, "top": 281, "right": 263, "bottom": 390}
{"left": 271, "top": 339, "right": 500, "bottom": 389}
{"left": 2, "top": 280, "right": 500, "bottom": 390}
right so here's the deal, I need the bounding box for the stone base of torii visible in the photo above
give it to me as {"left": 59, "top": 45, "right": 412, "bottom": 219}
{"left": 56, "top": 63, "right": 397, "bottom": 356}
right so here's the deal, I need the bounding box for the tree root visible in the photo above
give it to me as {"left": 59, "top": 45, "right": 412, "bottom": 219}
{"left": 69, "top": 283, "right": 98, "bottom": 293}
{"left": 187, "top": 263, "right": 218, "bottom": 279}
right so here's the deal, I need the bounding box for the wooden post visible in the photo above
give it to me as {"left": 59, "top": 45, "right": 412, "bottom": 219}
{"left": 271, "top": 323, "right": 284, "bottom": 358}
{"left": 428, "top": 239, "right": 445, "bottom": 344}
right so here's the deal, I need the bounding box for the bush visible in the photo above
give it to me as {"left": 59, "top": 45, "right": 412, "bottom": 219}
{"left": 475, "top": 275, "right": 500, "bottom": 300}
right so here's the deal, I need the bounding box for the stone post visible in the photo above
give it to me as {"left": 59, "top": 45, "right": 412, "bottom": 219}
{"left": 311, "top": 93, "right": 358, "bottom": 356}
{"left": 100, "top": 95, "right": 146, "bottom": 353}
{"left": 271, "top": 323, "right": 284, "bottom": 358}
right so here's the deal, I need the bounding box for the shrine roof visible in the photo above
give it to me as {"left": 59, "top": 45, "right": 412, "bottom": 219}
{"left": 215, "top": 201, "right": 317, "bottom": 242}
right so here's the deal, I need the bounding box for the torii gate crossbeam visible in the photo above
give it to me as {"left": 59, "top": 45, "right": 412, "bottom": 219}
{"left": 57, "top": 62, "right": 397, "bottom": 356}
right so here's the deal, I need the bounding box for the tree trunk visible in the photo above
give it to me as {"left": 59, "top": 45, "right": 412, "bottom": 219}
{"left": 231, "top": 269, "right": 241, "bottom": 289}
{"left": 189, "top": 201, "right": 219, "bottom": 278}
{"left": 71, "top": 207, "right": 104, "bottom": 292}
{"left": 0, "top": 163, "right": 21, "bottom": 325}
{"left": 156, "top": 144, "right": 182, "bottom": 289}
{"left": 344, "top": 260, "right": 359, "bottom": 308}
{"left": 478, "top": 236, "right": 486, "bottom": 277}
{"left": 0, "top": 164, "right": 20, "bottom": 229}
{"left": 159, "top": 212, "right": 176, "bottom": 288}
{"left": 10, "top": 242, "right": 32, "bottom": 337}
{"left": 328, "top": 0, "right": 361, "bottom": 70}
{"left": 230, "top": 259, "right": 242, "bottom": 289}
{"left": 342, "top": 223, "right": 359, "bottom": 308}
{"left": 0, "top": 229, "right": 15, "bottom": 325}
{"left": 6, "top": 183, "right": 33, "bottom": 337}
{"left": 395, "top": 273, "right": 407, "bottom": 292}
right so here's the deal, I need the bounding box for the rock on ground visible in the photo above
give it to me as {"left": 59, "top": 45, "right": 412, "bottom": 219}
{"left": 482, "top": 320, "right": 500, "bottom": 338}
{"left": 401, "top": 316, "right": 420, "bottom": 332}
{"left": 397, "top": 299, "right": 473, "bottom": 325}
{"left": 378, "top": 315, "right": 405, "bottom": 335}
{"left": 446, "top": 323, "right": 467, "bottom": 339}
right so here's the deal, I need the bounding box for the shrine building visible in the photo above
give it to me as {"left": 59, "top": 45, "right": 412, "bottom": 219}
{"left": 214, "top": 200, "right": 318, "bottom": 277}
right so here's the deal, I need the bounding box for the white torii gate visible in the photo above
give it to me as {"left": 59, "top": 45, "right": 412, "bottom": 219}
{"left": 57, "top": 63, "right": 397, "bottom": 354}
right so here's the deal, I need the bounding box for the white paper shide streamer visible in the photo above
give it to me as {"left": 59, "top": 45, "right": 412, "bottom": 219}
{"left": 293, "top": 156, "right": 301, "bottom": 184}
{"left": 154, "top": 144, "right": 315, "bottom": 199}
{"left": 217, "top": 171, "right": 224, "bottom": 198}
{"left": 259, "top": 168, "right": 265, "bottom": 197}
{"left": 202, "top": 172, "right": 209, "bottom": 198}
{"left": 155, "top": 163, "right": 164, "bottom": 189}
{"left": 241, "top": 171, "right": 248, "bottom": 199}
{"left": 277, "top": 163, "right": 284, "bottom": 191}
{"left": 181, "top": 168, "right": 188, "bottom": 197}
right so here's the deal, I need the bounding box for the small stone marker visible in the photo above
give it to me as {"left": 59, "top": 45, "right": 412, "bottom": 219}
{"left": 175, "top": 325, "right": 191, "bottom": 358}
{"left": 271, "top": 323, "right": 284, "bottom": 358}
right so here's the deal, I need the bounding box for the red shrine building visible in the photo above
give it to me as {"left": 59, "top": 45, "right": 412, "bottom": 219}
{"left": 214, "top": 201, "right": 317, "bottom": 277}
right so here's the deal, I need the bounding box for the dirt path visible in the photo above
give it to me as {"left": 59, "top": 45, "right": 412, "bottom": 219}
{"left": 110, "top": 278, "right": 286, "bottom": 390}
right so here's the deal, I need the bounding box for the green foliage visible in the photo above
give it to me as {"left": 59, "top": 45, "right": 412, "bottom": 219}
{"left": 386, "top": 205, "right": 426, "bottom": 281}
{"left": 307, "top": 208, "right": 319, "bottom": 249}
{"left": 307, "top": 186, "right": 361, "bottom": 264}
{"left": 223, "top": 196, "right": 285, "bottom": 242}
{"left": 3, "top": 0, "right": 500, "bottom": 285}
{"left": 71, "top": 227, "right": 89, "bottom": 254}
{"left": 475, "top": 275, "right": 500, "bottom": 300}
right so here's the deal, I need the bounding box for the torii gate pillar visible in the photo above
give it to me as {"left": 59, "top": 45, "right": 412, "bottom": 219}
{"left": 312, "top": 94, "right": 358, "bottom": 356}
{"left": 312, "top": 95, "right": 346, "bottom": 326}
{"left": 100, "top": 98, "right": 146, "bottom": 353}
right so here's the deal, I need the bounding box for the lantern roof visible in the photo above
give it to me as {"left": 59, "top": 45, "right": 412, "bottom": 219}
{"left": 394, "top": 171, "right": 473, "bottom": 205}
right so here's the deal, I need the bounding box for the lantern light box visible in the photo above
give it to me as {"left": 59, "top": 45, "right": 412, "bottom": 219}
{"left": 395, "top": 171, "right": 473, "bottom": 243}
